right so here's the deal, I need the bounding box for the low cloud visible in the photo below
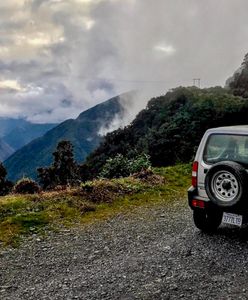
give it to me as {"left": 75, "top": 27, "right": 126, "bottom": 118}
{"left": 98, "top": 91, "right": 150, "bottom": 136}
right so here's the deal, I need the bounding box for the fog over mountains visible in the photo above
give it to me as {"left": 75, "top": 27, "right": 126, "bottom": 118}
{"left": 4, "top": 93, "right": 134, "bottom": 181}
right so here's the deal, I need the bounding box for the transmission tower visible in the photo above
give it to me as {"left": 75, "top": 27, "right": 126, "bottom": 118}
{"left": 193, "top": 78, "right": 201, "bottom": 88}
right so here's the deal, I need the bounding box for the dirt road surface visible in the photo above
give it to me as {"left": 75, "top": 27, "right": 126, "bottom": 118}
{"left": 1, "top": 198, "right": 248, "bottom": 300}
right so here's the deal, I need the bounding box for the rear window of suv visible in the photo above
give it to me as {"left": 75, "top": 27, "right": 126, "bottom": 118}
{"left": 203, "top": 134, "right": 248, "bottom": 165}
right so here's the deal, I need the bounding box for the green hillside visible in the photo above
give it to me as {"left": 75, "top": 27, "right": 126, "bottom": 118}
{"left": 4, "top": 95, "right": 126, "bottom": 181}
{"left": 85, "top": 86, "right": 248, "bottom": 178}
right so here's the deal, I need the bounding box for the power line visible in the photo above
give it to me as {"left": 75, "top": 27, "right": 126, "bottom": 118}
{"left": 79, "top": 76, "right": 169, "bottom": 84}
{"left": 72, "top": 74, "right": 200, "bottom": 86}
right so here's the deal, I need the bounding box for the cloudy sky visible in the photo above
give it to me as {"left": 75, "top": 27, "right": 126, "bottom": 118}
{"left": 0, "top": 0, "right": 248, "bottom": 123}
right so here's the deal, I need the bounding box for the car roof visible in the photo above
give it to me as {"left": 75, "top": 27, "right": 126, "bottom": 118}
{"left": 206, "top": 125, "right": 248, "bottom": 134}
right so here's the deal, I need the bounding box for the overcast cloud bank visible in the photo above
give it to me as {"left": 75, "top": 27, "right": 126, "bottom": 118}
{"left": 0, "top": 0, "right": 248, "bottom": 123}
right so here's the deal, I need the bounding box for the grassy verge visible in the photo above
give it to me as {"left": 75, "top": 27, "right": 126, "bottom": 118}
{"left": 0, "top": 164, "right": 191, "bottom": 246}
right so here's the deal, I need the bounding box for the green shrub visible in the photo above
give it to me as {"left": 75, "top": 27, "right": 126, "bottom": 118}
{"left": 99, "top": 154, "right": 130, "bottom": 179}
{"left": 13, "top": 178, "right": 40, "bottom": 194}
{"left": 99, "top": 153, "right": 151, "bottom": 179}
{"left": 129, "top": 154, "right": 151, "bottom": 174}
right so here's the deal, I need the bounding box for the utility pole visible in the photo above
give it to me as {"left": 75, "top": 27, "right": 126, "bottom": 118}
{"left": 193, "top": 78, "right": 201, "bottom": 88}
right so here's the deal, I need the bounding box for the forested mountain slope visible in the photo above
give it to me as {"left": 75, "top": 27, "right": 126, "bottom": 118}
{"left": 85, "top": 87, "right": 248, "bottom": 177}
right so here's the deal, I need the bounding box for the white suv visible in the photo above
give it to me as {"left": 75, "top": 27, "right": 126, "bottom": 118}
{"left": 188, "top": 125, "right": 248, "bottom": 232}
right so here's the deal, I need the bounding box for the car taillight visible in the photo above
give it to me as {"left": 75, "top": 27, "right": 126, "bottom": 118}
{"left": 192, "top": 199, "right": 205, "bottom": 208}
{"left": 192, "top": 161, "right": 198, "bottom": 188}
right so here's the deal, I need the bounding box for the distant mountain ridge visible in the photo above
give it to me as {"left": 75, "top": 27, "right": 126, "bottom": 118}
{"left": 3, "top": 122, "right": 57, "bottom": 150}
{"left": 4, "top": 94, "right": 129, "bottom": 181}
{"left": 0, "top": 118, "right": 57, "bottom": 161}
{"left": 0, "top": 118, "right": 28, "bottom": 137}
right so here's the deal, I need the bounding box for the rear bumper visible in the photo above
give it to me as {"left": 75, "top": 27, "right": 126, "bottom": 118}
{"left": 188, "top": 186, "right": 209, "bottom": 210}
{"left": 188, "top": 186, "right": 248, "bottom": 215}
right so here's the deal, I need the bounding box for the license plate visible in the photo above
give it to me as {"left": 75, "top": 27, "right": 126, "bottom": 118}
{"left": 222, "top": 212, "right": 243, "bottom": 227}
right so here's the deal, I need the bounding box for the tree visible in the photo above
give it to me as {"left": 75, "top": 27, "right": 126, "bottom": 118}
{"left": 227, "top": 52, "right": 248, "bottom": 98}
{"left": 242, "top": 53, "right": 248, "bottom": 68}
{"left": 0, "top": 162, "right": 13, "bottom": 196}
{"left": 0, "top": 163, "right": 7, "bottom": 182}
{"left": 53, "top": 141, "right": 78, "bottom": 185}
{"left": 38, "top": 140, "right": 79, "bottom": 189}
{"left": 37, "top": 166, "right": 56, "bottom": 190}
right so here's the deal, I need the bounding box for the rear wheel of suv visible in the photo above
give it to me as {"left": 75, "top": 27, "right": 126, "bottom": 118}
{"left": 193, "top": 209, "right": 222, "bottom": 232}
{"left": 205, "top": 161, "right": 248, "bottom": 208}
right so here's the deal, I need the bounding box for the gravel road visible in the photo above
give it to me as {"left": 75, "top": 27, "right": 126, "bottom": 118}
{"left": 1, "top": 197, "right": 248, "bottom": 300}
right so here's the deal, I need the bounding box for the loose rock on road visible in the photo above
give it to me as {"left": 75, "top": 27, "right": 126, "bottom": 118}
{"left": 1, "top": 198, "right": 248, "bottom": 300}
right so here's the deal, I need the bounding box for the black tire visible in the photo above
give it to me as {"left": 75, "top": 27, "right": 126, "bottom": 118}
{"left": 193, "top": 209, "right": 222, "bottom": 232}
{"left": 205, "top": 161, "right": 248, "bottom": 208}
